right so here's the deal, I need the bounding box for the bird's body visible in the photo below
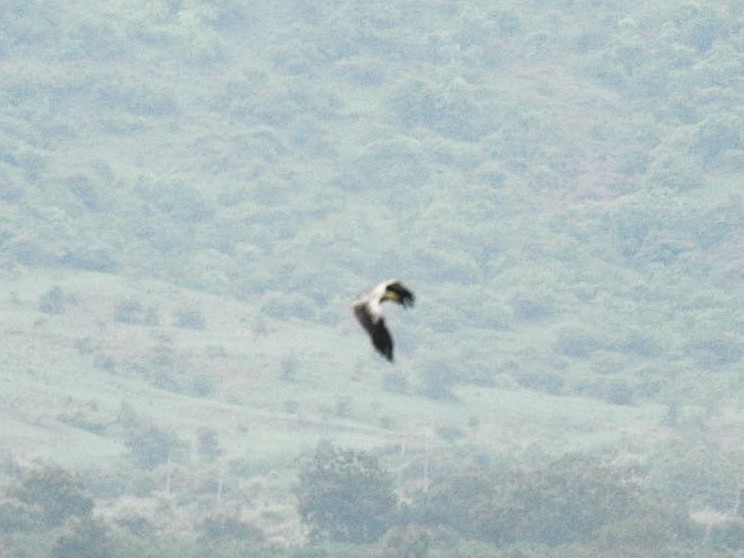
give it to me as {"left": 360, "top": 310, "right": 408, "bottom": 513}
{"left": 351, "top": 280, "right": 415, "bottom": 362}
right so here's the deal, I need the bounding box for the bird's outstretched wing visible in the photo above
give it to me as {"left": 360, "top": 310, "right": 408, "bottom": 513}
{"left": 353, "top": 301, "right": 394, "bottom": 361}
{"left": 369, "top": 318, "right": 394, "bottom": 362}
{"left": 384, "top": 281, "right": 415, "bottom": 307}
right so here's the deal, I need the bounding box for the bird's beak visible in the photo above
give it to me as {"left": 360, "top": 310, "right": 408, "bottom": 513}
{"left": 383, "top": 291, "right": 400, "bottom": 301}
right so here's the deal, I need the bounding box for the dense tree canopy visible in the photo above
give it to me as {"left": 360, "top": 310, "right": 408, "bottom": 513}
{"left": 297, "top": 445, "right": 397, "bottom": 543}
{"left": 7, "top": 467, "right": 93, "bottom": 528}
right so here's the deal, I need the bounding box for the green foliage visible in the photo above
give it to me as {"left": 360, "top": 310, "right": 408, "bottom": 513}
{"left": 191, "top": 373, "right": 216, "bottom": 397}
{"left": 280, "top": 352, "right": 299, "bottom": 382}
{"left": 7, "top": 466, "right": 93, "bottom": 528}
{"left": 196, "top": 512, "right": 264, "bottom": 542}
{"left": 93, "top": 78, "right": 178, "bottom": 118}
{"left": 114, "top": 510, "right": 154, "bottom": 538}
{"left": 378, "top": 524, "right": 431, "bottom": 558}
{"left": 50, "top": 518, "right": 113, "bottom": 558}
{"left": 0, "top": 498, "right": 35, "bottom": 533}
{"left": 125, "top": 425, "right": 181, "bottom": 470}
{"left": 648, "top": 436, "right": 744, "bottom": 511}
{"left": 38, "top": 286, "right": 65, "bottom": 314}
{"left": 174, "top": 306, "right": 207, "bottom": 330}
{"left": 297, "top": 445, "right": 397, "bottom": 543}
{"left": 114, "top": 298, "right": 159, "bottom": 325}
{"left": 413, "top": 467, "right": 506, "bottom": 544}
{"left": 413, "top": 355, "right": 461, "bottom": 401}
{"left": 387, "top": 78, "right": 495, "bottom": 141}
{"left": 710, "top": 519, "right": 744, "bottom": 551}
{"left": 196, "top": 428, "right": 222, "bottom": 461}
{"left": 411, "top": 456, "right": 694, "bottom": 549}
{"left": 261, "top": 292, "right": 319, "bottom": 321}
{"left": 503, "top": 457, "right": 649, "bottom": 545}
{"left": 289, "top": 541, "right": 376, "bottom": 558}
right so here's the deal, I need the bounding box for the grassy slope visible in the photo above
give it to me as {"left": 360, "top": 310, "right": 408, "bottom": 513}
{"left": 0, "top": 265, "right": 662, "bottom": 465}
{"left": 1, "top": 263, "right": 671, "bottom": 543}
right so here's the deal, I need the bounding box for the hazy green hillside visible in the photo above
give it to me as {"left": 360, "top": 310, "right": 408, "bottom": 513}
{"left": 2, "top": 0, "right": 744, "bottom": 556}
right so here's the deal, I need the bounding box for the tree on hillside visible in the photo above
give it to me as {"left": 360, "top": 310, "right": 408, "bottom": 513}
{"left": 195, "top": 512, "right": 264, "bottom": 542}
{"left": 174, "top": 306, "right": 206, "bottom": 330}
{"left": 7, "top": 466, "right": 93, "bottom": 528}
{"left": 410, "top": 456, "right": 695, "bottom": 548}
{"left": 378, "top": 523, "right": 431, "bottom": 558}
{"left": 38, "top": 286, "right": 65, "bottom": 315}
{"left": 0, "top": 498, "right": 35, "bottom": 534}
{"left": 411, "top": 467, "right": 509, "bottom": 544}
{"left": 297, "top": 445, "right": 397, "bottom": 543}
{"left": 125, "top": 425, "right": 181, "bottom": 470}
{"left": 50, "top": 518, "right": 113, "bottom": 558}
{"left": 196, "top": 428, "right": 222, "bottom": 461}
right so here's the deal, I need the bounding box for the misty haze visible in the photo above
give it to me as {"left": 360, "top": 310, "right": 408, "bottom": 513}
{"left": 1, "top": 1, "right": 743, "bottom": 557}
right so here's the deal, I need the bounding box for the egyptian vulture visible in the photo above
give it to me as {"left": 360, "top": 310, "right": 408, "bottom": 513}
{"left": 352, "top": 280, "right": 415, "bottom": 362}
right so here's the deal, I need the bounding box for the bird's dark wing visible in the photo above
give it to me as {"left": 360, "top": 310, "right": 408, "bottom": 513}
{"left": 386, "top": 281, "right": 415, "bottom": 308}
{"left": 354, "top": 304, "right": 394, "bottom": 361}
{"left": 369, "top": 318, "right": 394, "bottom": 362}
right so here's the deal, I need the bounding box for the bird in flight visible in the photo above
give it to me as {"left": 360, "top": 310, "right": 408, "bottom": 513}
{"left": 352, "top": 280, "right": 415, "bottom": 362}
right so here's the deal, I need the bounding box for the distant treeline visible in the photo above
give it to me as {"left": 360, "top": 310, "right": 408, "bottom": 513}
{"left": 4, "top": 442, "right": 744, "bottom": 557}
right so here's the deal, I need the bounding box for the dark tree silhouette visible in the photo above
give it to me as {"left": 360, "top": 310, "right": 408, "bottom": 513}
{"left": 8, "top": 466, "right": 93, "bottom": 528}
{"left": 125, "top": 425, "right": 179, "bottom": 470}
{"left": 50, "top": 518, "right": 113, "bottom": 558}
{"left": 297, "top": 445, "right": 397, "bottom": 543}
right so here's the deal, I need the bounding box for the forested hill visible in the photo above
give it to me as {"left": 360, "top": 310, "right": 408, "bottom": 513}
{"left": 3, "top": 0, "right": 743, "bottom": 404}
{"left": 2, "top": 0, "right": 744, "bottom": 556}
